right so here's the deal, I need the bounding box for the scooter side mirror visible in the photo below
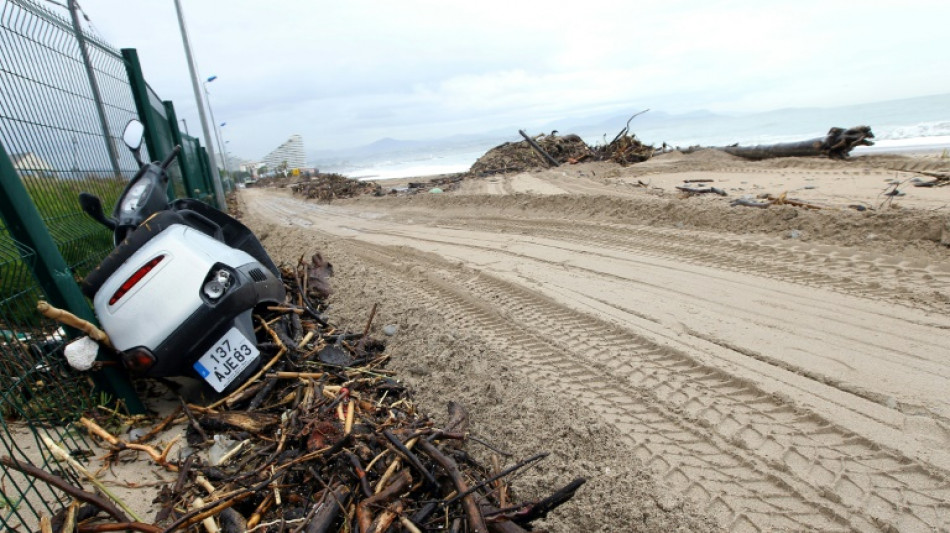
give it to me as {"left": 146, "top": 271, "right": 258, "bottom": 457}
{"left": 79, "top": 192, "right": 116, "bottom": 230}
{"left": 122, "top": 119, "right": 145, "bottom": 151}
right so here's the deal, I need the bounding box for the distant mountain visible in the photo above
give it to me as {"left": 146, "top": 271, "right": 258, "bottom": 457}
{"left": 309, "top": 131, "right": 516, "bottom": 165}
{"left": 360, "top": 137, "right": 426, "bottom": 155}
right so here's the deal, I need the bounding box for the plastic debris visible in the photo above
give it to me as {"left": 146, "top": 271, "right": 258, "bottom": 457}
{"left": 63, "top": 336, "right": 98, "bottom": 371}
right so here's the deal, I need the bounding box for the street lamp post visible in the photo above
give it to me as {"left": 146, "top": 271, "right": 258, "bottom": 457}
{"left": 218, "top": 122, "right": 234, "bottom": 184}
{"left": 203, "top": 76, "right": 232, "bottom": 190}
{"left": 218, "top": 122, "right": 237, "bottom": 184}
{"left": 173, "top": 0, "right": 226, "bottom": 210}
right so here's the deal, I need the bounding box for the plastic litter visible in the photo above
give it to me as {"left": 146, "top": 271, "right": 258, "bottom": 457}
{"left": 64, "top": 336, "right": 98, "bottom": 371}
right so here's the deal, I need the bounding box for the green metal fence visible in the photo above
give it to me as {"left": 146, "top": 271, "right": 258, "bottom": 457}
{"left": 120, "top": 48, "right": 219, "bottom": 205}
{"left": 0, "top": 0, "right": 220, "bottom": 528}
{"left": 167, "top": 102, "right": 218, "bottom": 203}
{"left": 0, "top": 229, "right": 96, "bottom": 528}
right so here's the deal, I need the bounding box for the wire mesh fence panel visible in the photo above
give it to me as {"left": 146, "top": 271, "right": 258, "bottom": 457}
{"left": 180, "top": 134, "right": 215, "bottom": 202}
{"left": 0, "top": 222, "right": 98, "bottom": 530}
{"left": 0, "top": 0, "right": 153, "bottom": 528}
{"left": 0, "top": 0, "right": 148, "bottom": 278}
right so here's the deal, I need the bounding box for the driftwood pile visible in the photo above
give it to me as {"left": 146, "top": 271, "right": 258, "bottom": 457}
{"left": 469, "top": 126, "right": 656, "bottom": 177}
{"left": 593, "top": 110, "right": 655, "bottom": 166}
{"left": 8, "top": 253, "right": 582, "bottom": 533}
{"left": 406, "top": 173, "right": 467, "bottom": 193}
{"left": 248, "top": 175, "right": 294, "bottom": 189}
{"left": 470, "top": 122, "right": 876, "bottom": 178}
{"left": 469, "top": 132, "right": 591, "bottom": 177}
{"left": 597, "top": 133, "right": 653, "bottom": 166}
{"left": 290, "top": 174, "right": 382, "bottom": 202}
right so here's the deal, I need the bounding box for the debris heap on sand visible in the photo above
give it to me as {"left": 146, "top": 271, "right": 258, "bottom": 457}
{"left": 470, "top": 129, "right": 655, "bottom": 176}
{"left": 407, "top": 173, "right": 467, "bottom": 193}
{"left": 592, "top": 110, "right": 656, "bottom": 166}
{"left": 22, "top": 253, "right": 583, "bottom": 532}
{"left": 470, "top": 132, "right": 593, "bottom": 176}
{"left": 248, "top": 173, "right": 381, "bottom": 202}
{"left": 248, "top": 174, "right": 294, "bottom": 189}
{"left": 597, "top": 133, "right": 654, "bottom": 166}
{"left": 290, "top": 173, "right": 382, "bottom": 201}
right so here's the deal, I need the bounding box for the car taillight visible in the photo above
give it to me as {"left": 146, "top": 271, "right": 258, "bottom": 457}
{"left": 121, "top": 347, "right": 156, "bottom": 373}
{"left": 109, "top": 255, "right": 165, "bottom": 305}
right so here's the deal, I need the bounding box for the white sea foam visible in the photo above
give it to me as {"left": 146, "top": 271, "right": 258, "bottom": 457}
{"left": 874, "top": 121, "right": 950, "bottom": 141}
{"left": 350, "top": 161, "right": 471, "bottom": 181}
{"left": 853, "top": 135, "right": 950, "bottom": 154}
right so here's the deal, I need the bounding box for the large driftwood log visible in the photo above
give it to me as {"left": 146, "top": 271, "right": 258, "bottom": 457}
{"left": 518, "top": 129, "right": 561, "bottom": 167}
{"left": 694, "top": 126, "right": 874, "bottom": 160}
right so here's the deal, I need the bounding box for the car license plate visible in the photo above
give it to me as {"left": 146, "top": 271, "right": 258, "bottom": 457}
{"left": 193, "top": 327, "right": 259, "bottom": 392}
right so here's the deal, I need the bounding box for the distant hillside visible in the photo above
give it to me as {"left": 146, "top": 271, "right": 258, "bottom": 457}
{"left": 309, "top": 132, "right": 517, "bottom": 165}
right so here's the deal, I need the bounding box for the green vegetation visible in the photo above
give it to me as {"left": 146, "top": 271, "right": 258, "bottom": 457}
{"left": 1, "top": 171, "right": 124, "bottom": 422}
{"left": 1, "top": 173, "right": 126, "bottom": 324}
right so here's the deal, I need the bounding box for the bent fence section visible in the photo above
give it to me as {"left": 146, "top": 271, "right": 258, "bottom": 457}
{"left": 0, "top": 0, "right": 220, "bottom": 527}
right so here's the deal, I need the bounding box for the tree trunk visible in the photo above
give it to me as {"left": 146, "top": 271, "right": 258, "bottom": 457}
{"left": 699, "top": 126, "right": 874, "bottom": 160}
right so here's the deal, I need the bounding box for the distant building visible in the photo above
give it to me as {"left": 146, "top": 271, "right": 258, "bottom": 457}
{"left": 261, "top": 135, "right": 305, "bottom": 170}
{"left": 10, "top": 152, "right": 54, "bottom": 176}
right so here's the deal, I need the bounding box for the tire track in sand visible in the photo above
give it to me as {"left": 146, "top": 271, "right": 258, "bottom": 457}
{"left": 254, "top": 193, "right": 950, "bottom": 424}
{"left": 431, "top": 216, "right": 950, "bottom": 315}
{"left": 246, "top": 191, "right": 950, "bottom": 531}
{"left": 336, "top": 241, "right": 950, "bottom": 532}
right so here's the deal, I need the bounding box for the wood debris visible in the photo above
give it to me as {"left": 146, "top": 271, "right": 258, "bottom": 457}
{"left": 470, "top": 128, "right": 656, "bottom": 177}
{"left": 406, "top": 173, "right": 467, "bottom": 193}
{"left": 683, "top": 126, "right": 875, "bottom": 160}
{"left": 598, "top": 110, "right": 654, "bottom": 166}
{"left": 470, "top": 113, "right": 657, "bottom": 175}
{"left": 289, "top": 173, "right": 382, "bottom": 201}
{"left": 730, "top": 191, "right": 823, "bottom": 210}
{"left": 247, "top": 172, "right": 383, "bottom": 201}
{"left": 907, "top": 170, "right": 950, "bottom": 188}
{"left": 676, "top": 185, "right": 727, "bottom": 196}
{"left": 470, "top": 132, "right": 593, "bottom": 176}
{"left": 25, "top": 252, "right": 583, "bottom": 533}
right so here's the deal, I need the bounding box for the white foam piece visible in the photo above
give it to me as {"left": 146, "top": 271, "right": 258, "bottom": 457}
{"left": 64, "top": 336, "right": 98, "bottom": 371}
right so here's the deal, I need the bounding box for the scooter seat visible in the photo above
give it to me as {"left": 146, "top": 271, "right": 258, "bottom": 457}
{"left": 81, "top": 210, "right": 186, "bottom": 299}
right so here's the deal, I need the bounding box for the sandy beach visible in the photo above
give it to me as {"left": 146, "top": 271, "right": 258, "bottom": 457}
{"left": 238, "top": 149, "right": 950, "bottom": 531}
{"left": 43, "top": 149, "right": 950, "bottom": 532}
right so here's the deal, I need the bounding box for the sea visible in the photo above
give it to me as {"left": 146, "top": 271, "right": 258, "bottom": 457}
{"left": 319, "top": 93, "right": 950, "bottom": 181}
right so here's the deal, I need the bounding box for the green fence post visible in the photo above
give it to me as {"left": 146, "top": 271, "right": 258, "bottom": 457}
{"left": 121, "top": 48, "right": 176, "bottom": 201}
{"left": 0, "top": 145, "right": 144, "bottom": 414}
{"left": 163, "top": 100, "right": 200, "bottom": 200}
{"left": 198, "top": 145, "right": 221, "bottom": 209}
{"left": 121, "top": 49, "right": 157, "bottom": 159}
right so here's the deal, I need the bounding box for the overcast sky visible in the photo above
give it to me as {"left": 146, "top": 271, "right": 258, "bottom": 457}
{"left": 77, "top": 0, "right": 949, "bottom": 160}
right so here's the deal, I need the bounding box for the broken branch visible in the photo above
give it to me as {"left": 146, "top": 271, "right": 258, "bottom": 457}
{"left": 36, "top": 300, "right": 111, "bottom": 347}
